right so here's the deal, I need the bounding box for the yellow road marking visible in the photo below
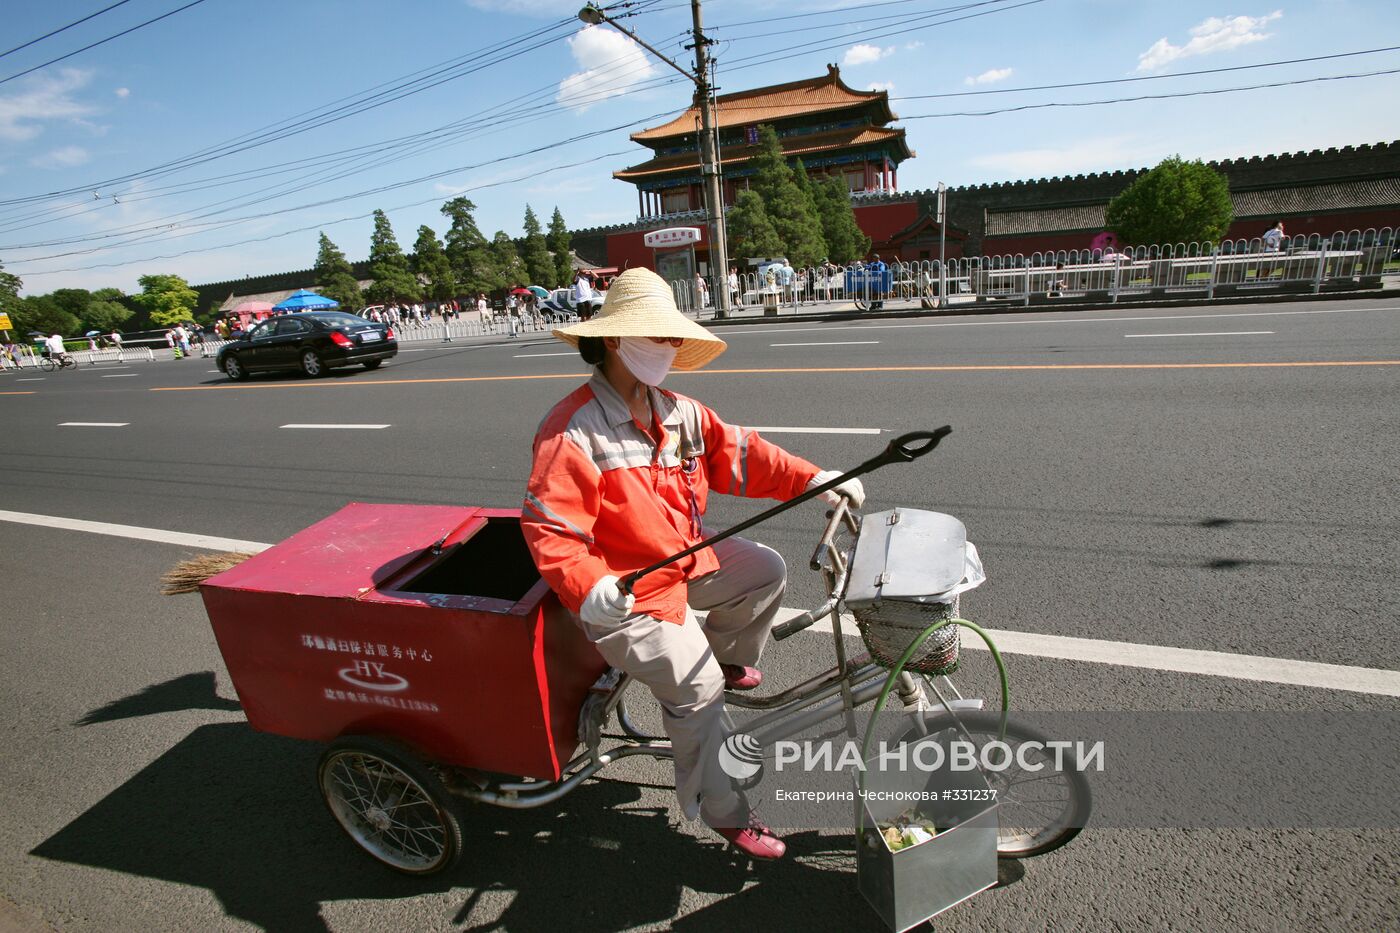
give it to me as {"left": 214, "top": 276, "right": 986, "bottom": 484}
{"left": 0, "top": 391, "right": 37, "bottom": 396}
{"left": 149, "top": 359, "right": 1400, "bottom": 392}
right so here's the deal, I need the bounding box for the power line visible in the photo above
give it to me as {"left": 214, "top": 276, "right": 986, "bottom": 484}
{"left": 899, "top": 67, "right": 1400, "bottom": 119}
{"left": 0, "top": 0, "right": 136, "bottom": 60}
{"left": 0, "top": 0, "right": 214, "bottom": 88}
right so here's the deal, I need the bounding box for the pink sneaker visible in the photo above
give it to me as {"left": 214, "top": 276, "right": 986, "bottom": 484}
{"left": 720, "top": 663, "right": 762, "bottom": 691}
{"left": 715, "top": 813, "right": 786, "bottom": 860}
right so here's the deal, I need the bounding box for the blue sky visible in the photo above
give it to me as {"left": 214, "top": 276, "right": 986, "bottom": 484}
{"left": 2, "top": 0, "right": 1397, "bottom": 294}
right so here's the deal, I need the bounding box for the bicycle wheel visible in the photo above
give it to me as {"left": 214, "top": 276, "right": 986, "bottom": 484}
{"left": 317, "top": 735, "right": 463, "bottom": 875}
{"left": 40, "top": 357, "right": 56, "bottom": 372}
{"left": 898, "top": 711, "right": 1091, "bottom": 859}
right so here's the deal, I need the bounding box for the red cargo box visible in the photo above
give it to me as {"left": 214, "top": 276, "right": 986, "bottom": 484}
{"left": 200, "top": 503, "right": 607, "bottom": 780}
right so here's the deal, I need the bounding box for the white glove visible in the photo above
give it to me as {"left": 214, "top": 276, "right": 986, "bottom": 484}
{"left": 580, "top": 575, "right": 635, "bottom": 627}
{"left": 808, "top": 470, "right": 865, "bottom": 509}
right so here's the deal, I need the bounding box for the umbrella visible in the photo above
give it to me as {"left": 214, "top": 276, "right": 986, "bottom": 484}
{"left": 527, "top": 285, "right": 550, "bottom": 299}
{"left": 509, "top": 287, "right": 534, "bottom": 296}
{"left": 86, "top": 330, "right": 103, "bottom": 337}
{"left": 273, "top": 289, "right": 338, "bottom": 311}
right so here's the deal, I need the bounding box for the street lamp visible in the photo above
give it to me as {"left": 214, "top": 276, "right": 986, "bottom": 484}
{"left": 578, "top": 3, "right": 730, "bottom": 319}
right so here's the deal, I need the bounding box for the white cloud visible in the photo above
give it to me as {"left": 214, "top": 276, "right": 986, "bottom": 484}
{"left": 0, "top": 68, "right": 96, "bottom": 141}
{"left": 31, "top": 145, "right": 91, "bottom": 169}
{"left": 904, "top": 41, "right": 924, "bottom": 51}
{"left": 1137, "top": 11, "right": 1281, "bottom": 72}
{"left": 968, "top": 136, "right": 1156, "bottom": 178}
{"left": 115, "top": 87, "right": 130, "bottom": 98}
{"left": 964, "top": 67, "right": 1013, "bottom": 86}
{"left": 843, "top": 44, "right": 892, "bottom": 67}
{"left": 868, "top": 81, "right": 896, "bottom": 94}
{"left": 556, "top": 25, "right": 657, "bottom": 112}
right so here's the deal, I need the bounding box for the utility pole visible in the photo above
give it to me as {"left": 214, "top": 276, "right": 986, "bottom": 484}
{"left": 579, "top": 3, "right": 729, "bottom": 319}
{"left": 936, "top": 182, "right": 947, "bottom": 310}
{"left": 687, "top": 0, "right": 730, "bottom": 318}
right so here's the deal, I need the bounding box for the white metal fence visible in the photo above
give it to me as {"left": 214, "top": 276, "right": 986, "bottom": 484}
{"left": 670, "top": 226, "right": 1398, "bottom": 317}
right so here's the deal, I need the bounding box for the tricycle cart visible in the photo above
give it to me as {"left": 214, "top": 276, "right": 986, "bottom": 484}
{"left": 197, "top": 433, "right": 1090, "bottom": 929}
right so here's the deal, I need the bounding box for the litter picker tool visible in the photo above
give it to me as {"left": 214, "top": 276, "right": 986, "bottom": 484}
{"left": 619, "top": 427, "right": 951, "bottom": 595}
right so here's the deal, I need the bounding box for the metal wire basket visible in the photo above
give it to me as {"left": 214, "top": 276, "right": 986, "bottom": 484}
{"left": 853, "top": 594, "right": 961, "bottom": 676}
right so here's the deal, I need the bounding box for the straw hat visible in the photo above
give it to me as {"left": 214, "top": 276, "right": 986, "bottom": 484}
{"left": 553, "top": 267, "right": 727, "bottom": 370}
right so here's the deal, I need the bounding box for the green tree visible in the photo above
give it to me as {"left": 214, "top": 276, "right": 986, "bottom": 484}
{"left": 133, "top": 273, "right": 198, "bottom": 326}
{"left": 725, "top": 189, "right": 784, "bottom": 261}
{"left": 812, "top": 175, "right": 870, "bottom": 264}
{"left": 365, "top": 210, "right": 422, "bottom": 305}
{"left": 0, "top": 260, "right": 20, "bottom": 318}
{"left": 547, "top": 207, "right": 572, "bottom": 287}
{"left": 314, "top": 233, "right": 364, "bottom": 310}
{"left": 1105, "top": 156, "right": 1234, "bottom": 247}
{"left": 13, "top": 294, "right": 80, "bottom": 337}
{"left": 520, "top": 205, "right": 553, "bottom": 286}
{"left": 84, "top": 288, "right": 134, "bottom": 332}
{"left": 489, "top": 230, "right": 525, "bottom": 289}
{"left": 48, "top": 288, "right": 92, "bottom": 322}
{"left": 440, "top": 197, "right": 496, "bottom": 294}
{"left": 411, "top": 225, "right": 457, "bottom": 301}
{"left": 748, "top": 125, "right": 826, "bottom": 268}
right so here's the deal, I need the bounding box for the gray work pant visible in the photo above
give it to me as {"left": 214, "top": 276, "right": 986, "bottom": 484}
{"left": 577, "top": 533, "right": 786, "bottom": 827}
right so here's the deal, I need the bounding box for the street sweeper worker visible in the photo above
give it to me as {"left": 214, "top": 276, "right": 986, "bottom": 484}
{"left": 521, "top": 267, "right": 863, "bottom": 861}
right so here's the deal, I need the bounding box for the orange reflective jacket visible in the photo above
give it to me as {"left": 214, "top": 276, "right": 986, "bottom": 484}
{"left": 523, "top": 371, "right": 820, "bottom": 624}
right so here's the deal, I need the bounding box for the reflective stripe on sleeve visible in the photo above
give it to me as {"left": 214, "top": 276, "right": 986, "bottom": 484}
{"left": 524, "top": 493, "right": 595, "bottom": 545}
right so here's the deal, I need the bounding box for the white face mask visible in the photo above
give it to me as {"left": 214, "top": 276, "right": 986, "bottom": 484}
{"left": 615, "top": 336, "right": 678, "bottom": 387}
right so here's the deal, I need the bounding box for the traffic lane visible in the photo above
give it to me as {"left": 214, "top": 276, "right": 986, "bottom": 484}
{"left": 4, "top": 528, "right": 1396, "bottom": 932}
{"left": 2, "top": 360, "right": 1395, "bottom": 668}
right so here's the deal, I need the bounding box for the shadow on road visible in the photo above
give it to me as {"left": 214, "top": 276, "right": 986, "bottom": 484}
{"left": 31, "top": 722, "right": 896, "bottom": 932}
{"left": 75, "top": 671, "right": 241, "bottom": 726}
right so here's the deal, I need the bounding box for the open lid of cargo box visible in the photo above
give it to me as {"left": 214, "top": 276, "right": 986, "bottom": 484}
{"left": 203, "top": 503, "right": 550, "bottom": 612}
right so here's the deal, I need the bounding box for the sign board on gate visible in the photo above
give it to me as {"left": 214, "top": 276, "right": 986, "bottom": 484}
{"left": 0, "top": 312, "right": 11, "bottom": 330}
{"left": 644, "top": 227, "right": 702, "bottom": 249}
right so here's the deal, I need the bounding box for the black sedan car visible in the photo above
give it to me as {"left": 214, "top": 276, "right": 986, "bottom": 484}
{"left": 217, "top": 311, "right": 396, "bottom": 380}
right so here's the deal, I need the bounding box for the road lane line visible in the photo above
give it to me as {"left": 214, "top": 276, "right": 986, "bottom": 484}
{"left": 1125, "top": 331, "right": 1274, "bottom": 338}
{"left": 789, "top": 611, "right": 1400, "bottom": 698}
{"left": 1, "top": 391, "right": 36, "bottom": 395}
{"left": 279, "top": 423, "right": 390, "bottom": 430}
{"left": 16, "top": 378, "right": 44, "bottom": 381}
{"left": 58, "top": 422, "right": 128, "bottom": 426}
{"left": 713, "top": 305, "right": 1385, "bottom": 337}
{"left": 101, "top": 373, "right": 139, "bottom": 378}
{"left": 770, "top": 341, "right": 881, "bottom": 347}
{"left": 0, "top": 510, "right": 271, "bottom": 553}
{"left": 147, "top": 359, "right": 1400, "bottom": 391}
{"left": 750, "top": 427, "right": 882, "bottom": 434}
{"left": 514, "top": 352, "right": 578, "bottom": 358}
{"left": 4, "top": 507, "right": 1395, "bottom": 695}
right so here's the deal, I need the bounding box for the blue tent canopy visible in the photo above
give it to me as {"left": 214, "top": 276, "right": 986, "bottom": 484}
{"left": 273, "top": 289, "right": 338, "bottom": 311}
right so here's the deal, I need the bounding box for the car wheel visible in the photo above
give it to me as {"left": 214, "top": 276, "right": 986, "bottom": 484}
{"left": 222, "top": 354, "right": 248, "bottom": 381}
{"left": 362, "top": 360, "right": 382, "bottom": 370}
{"left": 301, "top": 349, "right": 325, "bottom": 377}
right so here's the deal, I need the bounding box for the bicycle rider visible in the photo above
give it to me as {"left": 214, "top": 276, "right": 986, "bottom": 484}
{"left": 44, "top": 333, "right": 71, "bottom": 367}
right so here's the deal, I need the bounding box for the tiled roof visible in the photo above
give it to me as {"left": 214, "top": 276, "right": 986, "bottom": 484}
{"left": 615, "top": 126, "right": 910, "bottom": 181}
{"left": 986, "top": 178, "right": 1400, "bottom": 235}
{"left": 631, "top": 65, "right": 892, "bottom": 143}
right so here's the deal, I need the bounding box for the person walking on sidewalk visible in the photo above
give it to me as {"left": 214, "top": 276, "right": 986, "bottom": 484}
{"left": 521, "top": 268, "right": 864, "bottom": 861}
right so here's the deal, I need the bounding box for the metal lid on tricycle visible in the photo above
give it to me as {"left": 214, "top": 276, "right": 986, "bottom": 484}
{"left": 844, "top": 508, "right": 969, "bottom": 607}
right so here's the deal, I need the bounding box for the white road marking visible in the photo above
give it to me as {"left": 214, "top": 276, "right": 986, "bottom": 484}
{"left": 788, "top": 610, "right": 1400, "bottom": 698}
{"left": 0, "top": 510, "right": 270, "bottom": 554}
{"left": 279, "top": 423, "right": 390, "bottom": 430}
{"left": 17, "top": 378, "right": 44, "bottom": 382}
{"left": 515, "top": 352, "right": 578, "bottom": 358}
{"left": 713, "top": 306, "right": 1378, "bottom": 338}
{"left": 58, "top": 422, "right": 128, "bottom": 427}
{"left": 1125, "top": 331, "right": 1274, "bottom": 338}
{"left": 4, "top": 508, "right": 1397, "bottom": 697}
{"left": 770, "top": 341, "right": 881, "bottom": 347}
{"left": 101, "top": 373, "right": 139, "bottom": 378}
{"left": 750, "top": 426, "right": 883, "bottom": 435}
{"left": 207, "top": 369, "right": 222, "bottom": 373}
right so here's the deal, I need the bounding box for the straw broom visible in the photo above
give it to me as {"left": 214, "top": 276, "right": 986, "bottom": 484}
{"left": 160, "top": 551, "right": 255, "bottom": 595}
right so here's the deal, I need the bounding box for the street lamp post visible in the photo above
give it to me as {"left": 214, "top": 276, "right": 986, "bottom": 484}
{"left": 579, "top": 2, "right": 730, "bottom": 319}
{"left": 936, "top": 182, "right": 947, "bottom": 310}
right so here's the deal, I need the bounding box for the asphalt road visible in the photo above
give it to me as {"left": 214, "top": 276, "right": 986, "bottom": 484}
{"left": 2, "top": 295, "right": 1398, "bottom": 932}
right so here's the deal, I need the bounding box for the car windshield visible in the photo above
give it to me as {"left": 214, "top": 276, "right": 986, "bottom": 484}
{"left": 310, "top": 312, "right": 370, "bottom": 328}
